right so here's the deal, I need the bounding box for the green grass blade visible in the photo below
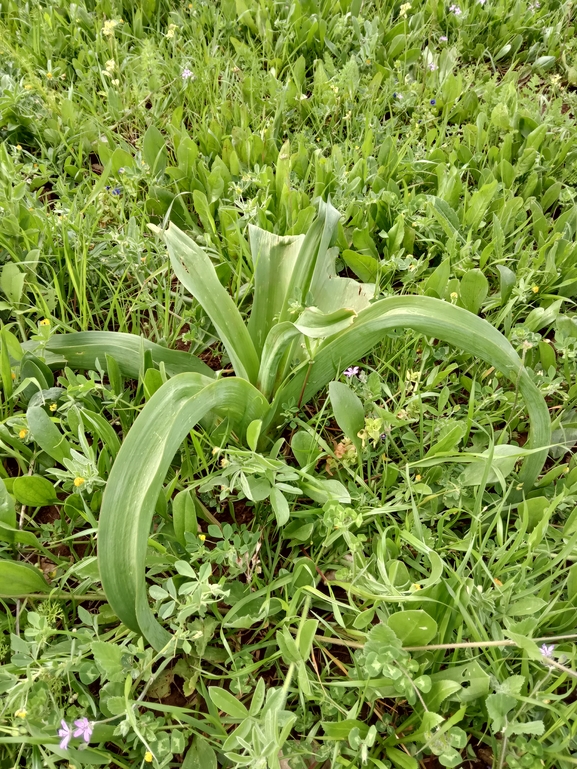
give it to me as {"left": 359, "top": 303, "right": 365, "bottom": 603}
{"left": 98, "top": 375, "right": 269, "bottom": 649}
{"left": 164, "top": 223, "right": 260, "bottom": 384}
{"left": 270, "top": 296, "right": 550, "bottom": 489}
{"left": 38, "top": 332, "right": 214, "bottom": 379}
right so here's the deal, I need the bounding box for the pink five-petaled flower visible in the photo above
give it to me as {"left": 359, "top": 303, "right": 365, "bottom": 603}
{"left": 73, "top": 717, "right": 93, "bottom": 743}
{"left": 344, "top": 366, "right": 360, "bottom": 378}
{"left": 540, "top": 643, "right": 555, "bottom": 658}
{"left": 449, "top": 3, "right": 462, "bottom": 13}
{"left": 181, "top": 68, "right": 194, "bottom": 80}
{"left": 58, "top": 720, "right": 72, "bottom": 750}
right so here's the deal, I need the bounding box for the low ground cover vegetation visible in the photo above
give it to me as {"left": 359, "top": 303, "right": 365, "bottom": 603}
{"left": 0, "top": 0, "right": 577, "bottom": 767}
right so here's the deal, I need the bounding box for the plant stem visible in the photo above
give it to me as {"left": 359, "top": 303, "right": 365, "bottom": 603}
{"left": 1, "top": 592, "right": 106, "bottom": 601}
{"left": 309, "top": 632, "right": 577, "bottom": 651}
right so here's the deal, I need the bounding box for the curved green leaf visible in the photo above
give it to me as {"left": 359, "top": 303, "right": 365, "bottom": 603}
{"left": 164, "top": 224, "right": 260, "bottom": 384}
{"left": 295, "top": 307, "right": 357, "bottom": 338}
{"left": 0, "top": 560, "right": 49, "bottom": 595}
{"left": 27, "top": 405, "right": 72, "bottom": 463}
{"left": 279, "top": 198, "right": 341, "bottom": 322}
{"left": 269, "top": 296, "right": 550, "bottom": 489}
{"left": 257, "top": 322, "right": 301, "bottom": 399}
{"left": 387, "top": 609, "right": 437, "bottom": 646}
{"left": 37, "top": 332, "right": 213, "bottom": 379}
{"left": 13, "top": 475, "right": 58, "bottom": 507}
{"left": 246, "top": 226, "right": 304, "bottom": 354}
{"left": 329, "top": 381, "right": 364, "bottom": 453}
{"left": 99, "top": 375, "right": 269, "bottom": 649}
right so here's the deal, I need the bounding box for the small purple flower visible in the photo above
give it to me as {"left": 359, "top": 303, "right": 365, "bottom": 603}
{"left": 449, "top": 3, "right": 462, "bottom": 13}
{"left": 112, "top": 187, "right": 122, "bottom": 195}
{"left": 58, "top": 720, "right": 71, "bottom": 750}
{"left": 440, "top": 35, "right": 448, "bottom": 41}
{"left": 430, "top": 98, "right": 437, "bottom": 105}
{"left": 118, "top": 167, "right": 125, "bottom": 173}
{"left": 428, "top": 62, "right": 438, "bottom": 71}
{"left": 105, "top": 185, "right": 111, "bottom": 190}
{"left": 73, "top": 717, "right": 93, "bottom": 743}
{"left": 344, "top": 366, "right": 360, "bottom": 378}
{"left": 181, "top": 68, "right": 194, "bottom": 80}
{"left": 541, "top": 643, "right": 555, "bottom": 658}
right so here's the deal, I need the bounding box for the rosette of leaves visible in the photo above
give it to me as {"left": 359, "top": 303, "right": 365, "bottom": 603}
{"left": 33, "top": 200, "right": 549, "bottom": 649}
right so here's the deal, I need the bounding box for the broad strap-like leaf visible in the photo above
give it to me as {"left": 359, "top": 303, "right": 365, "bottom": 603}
{"left": 28, "top": 332, "right": 214, "bottom": 379}
{"left": 164, "top": 223, "right": 260, "bottom": 384}
{"left": 268, "top": 296, "right": 550, "bottom": 490}
{"left": 257, "top": 322, "right": 301, "bottom": 400}
{"left": 310, "top": 244, "right": 375, "bottom": 316}
{"left": 246, "top": 226, "right": 304, "bottom": 355}
{"left": 278, "top": 198, "right": 341, "bottom": 322}
{"left": 98, "top": 374, "right": 269, "bottom": 650}
{"left": 294, "top": 307, "right": 357, "bottom": 338}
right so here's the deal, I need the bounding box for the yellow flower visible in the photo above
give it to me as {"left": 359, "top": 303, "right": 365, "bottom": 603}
{"left": 412, "top": 583, "right": 422, "bottom": 590}
{"left": 105, "top": 59, "right": 115, "bottom": 72}
{"left": 144, "top": 752, "right": 153, "bottom": 763}
{"left": 532, "top": 285, "right": 539, "bottom": 293}
{"left": 415, "top": 474, "right": 422, "bottom": 482}
{"left": 400, "top": 2, "right": 412, "bottom": 16}
{"left": 102, "top": 19, "right": 118, "bottom": 36}
{"left": 49, "top": 403, "right": 57, "bottom": 412}
{"left": 19, "top": 429, "right": 28, "bottom": 439}
{"left": 494, "top": 578, "right": 503, "bottom": 586}
{"left": 39, "top": 318, "right": 50, "bottom": 326}
{"left": 24, "top": 84, "right": 32, "bottom": 90}
{"left": 15, "top": 709, "right": 27, "bottom": 718}
{"left": 46, "top": 72, "right": 53, "bottom": 79}
{"left": 450, "top": 291, "right": 458, "bottom": 300}
{"left": 73, "top": 477, "right": 85, "bottom": 487}
{"left": 11, "top": 371, "right": 16, "bottom": 380}
{"left": 166, "top": 23, "right": 177, "bottom": 38}
{"left": 16, "top": 144, "right": 22, "bottom": 150}
{"left": 199, "top": 534, "right": 206, "bottom": 542}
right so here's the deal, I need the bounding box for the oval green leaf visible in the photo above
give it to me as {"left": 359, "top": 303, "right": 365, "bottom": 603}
{"left": 13, "top": 475, "right": 58, "bottom": 507}
{"left": 387, "top": 609, "right": 437, "bottom": 646}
